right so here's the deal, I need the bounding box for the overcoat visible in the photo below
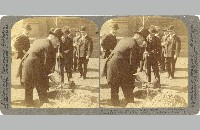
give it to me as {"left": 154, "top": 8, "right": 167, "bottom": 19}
{"left": 17, "top": 39, "right": 56, "bottom": 87}
{"left": 102, "top": 37, "right": 140, "bottom": 84}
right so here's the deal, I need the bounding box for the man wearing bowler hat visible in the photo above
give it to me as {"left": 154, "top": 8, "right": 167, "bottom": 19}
{"left": 101, "top": 23, "right": 119, "bottom": 59}
{"left": 14, "top": 23, "right": 32, "bottom": 59}
{"left": 17, "top": 30, "right": 61, "bottom": 107}
{"left": 101, "top": 28, "right": 149, "bottom": 106}
{"left": 77, "top": 26, "right": 93, "bottom": 80}
{"left": 164, "top": 25, "right": 181, "bottom": 79}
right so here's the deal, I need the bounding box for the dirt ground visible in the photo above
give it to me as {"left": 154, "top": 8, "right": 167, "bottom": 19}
{"left": 100, "top": 57, "right": 188, "bottom": 108}
{"left": 11, "top": 58, "right": 99, "bottom": 108}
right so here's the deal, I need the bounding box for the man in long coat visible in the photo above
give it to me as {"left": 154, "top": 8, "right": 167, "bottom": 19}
{"left": 164, "top": 25, "right": 181, "bottom": 79}
{"left": 17, "top": 31, "right": 60, "bottom": 107}
{"left": 102, "top": 28, "right": 149, "bottom": 106}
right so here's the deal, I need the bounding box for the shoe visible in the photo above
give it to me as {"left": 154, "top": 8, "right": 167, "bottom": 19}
{"left": 169, "top": 76, "right": 173, "bottom": 80}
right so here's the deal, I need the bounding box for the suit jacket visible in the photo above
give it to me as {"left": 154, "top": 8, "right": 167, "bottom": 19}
{"left": 14, "top": 34, "right": 30, "bottom": 59}
{"left": 101, "top": 33, "right": 117, "bottom": 51}
{"left": 60, "top": 34, "right": 73, "bottom": 61}
{"left": 17, "top": 39, "right": 56, "bottom": 85}
{"left": 77, "top": 35, "right": 93, "bottom": 58}
{"left": 164, "top": 34, "right": 181, "bottom": 57}
{"left": 146, "top": 35, "right": 162, "bottom": 60}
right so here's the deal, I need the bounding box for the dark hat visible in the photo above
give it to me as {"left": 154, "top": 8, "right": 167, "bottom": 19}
{"left": 62, "top": 26, "right": 71, "bottom": 34}
{"left": 49, "top": 28, "right": 63, "bottom": 38}
{"left": 23, "top": 24, "right": 32, "bottom": 30}
{"left": 167, "top": 25, "right": 175, "bottom": 31}
{"left": 135, "top": 27, "right": 150, "bottom": 39}
{"left": 110, "top": 23, "right": 119, "bottom": 30}
{"left": 80, "top": 26, "right": 87, "bottom": 32}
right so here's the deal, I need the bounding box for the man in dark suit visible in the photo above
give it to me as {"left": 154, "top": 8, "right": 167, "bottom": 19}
{"left": 17, "top": 31, "right": 60, "bottom": 107}
{"left": 146, "top": 28, "right": 161, "bottom": 87}
{"left": 73, "top": 30, "right": 81, "bottom": 71}
{"left": 102, "top": 28, "right": 149, "bottom": 106}
{"left": 77, "top": 26, "right": 93, "bottom": 80}
{"left": 60, "top": 26, "right": 74, "bottom": 82}
{"left": 101, "top": 23, "right": 119, "bottom": 59}
{"left": 14, "top": 24, "right": 32, "bottom": 59}
{"left": 164, "top": 25, "right": 181, "bottom": 79}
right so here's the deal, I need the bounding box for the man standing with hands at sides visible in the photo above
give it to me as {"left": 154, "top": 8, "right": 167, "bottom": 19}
{"left": 14, "top": 24, "right": 32, "bottom": 59}
{"left": 77, "top": 26, "right": 93, "bottom": 80}
{"left": 101, "top": 23, "right": 119, "bottom": 59}
{"left": 164, "top": 25, "right": 181, "bottom": 79}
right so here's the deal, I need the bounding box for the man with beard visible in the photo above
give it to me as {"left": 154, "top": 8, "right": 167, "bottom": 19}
{"left": 101, "top": 23, "right": 119, "bottom": 59}
{"left": 102, "top": 28, "right": 149, "bottom": 106}
{"left": 14, "top": 24, "right": 32, "bottom": 59}
{"left": 17, "top": 30, "right": 60, "bottom": 107}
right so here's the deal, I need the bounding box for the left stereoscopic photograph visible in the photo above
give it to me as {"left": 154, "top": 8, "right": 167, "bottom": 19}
{"left": 11, "top": 17, "right": 99, "bottom": 108}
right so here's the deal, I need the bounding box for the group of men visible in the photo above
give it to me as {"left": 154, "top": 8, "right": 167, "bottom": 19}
{"left": 101, "top": 23, "right": 181, "bottom": 106}
{"left": 14, "top": 24, "right": 93, "bottom": 106}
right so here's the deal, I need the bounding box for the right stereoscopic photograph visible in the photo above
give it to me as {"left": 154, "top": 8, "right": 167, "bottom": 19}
{"left": 100, "top": 16, "right": 188, "bottom": 108}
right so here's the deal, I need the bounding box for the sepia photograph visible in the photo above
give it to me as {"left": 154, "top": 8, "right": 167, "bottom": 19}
{"left": 11, "top": 17, "right": 99, "bottom": 108}
{"left": 1, "top": 15, "right": 199, "bottom": 115}
{"left": 100, "top": 16, "right": 188, "bottom": 108}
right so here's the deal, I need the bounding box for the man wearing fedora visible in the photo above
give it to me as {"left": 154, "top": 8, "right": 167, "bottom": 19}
{"left": 101, "top": 28, "right": 149, "bottom": 106}
{"left": 164, "top": 25, "right": 181, "bottom": 79}
{"left": 146, "top": 27, "right": 161, "bottom": 88}
{"left": 16, "top": 30, "right": 61, "bottom": 107}
{"left": 77, "top": 26, "right": 93, "bottom": 80}
{"left": 101, "top": 23, "right": 119, "bottom": 59}
{"left": 14, "top": 23, "right": 32, "bottom": 59}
